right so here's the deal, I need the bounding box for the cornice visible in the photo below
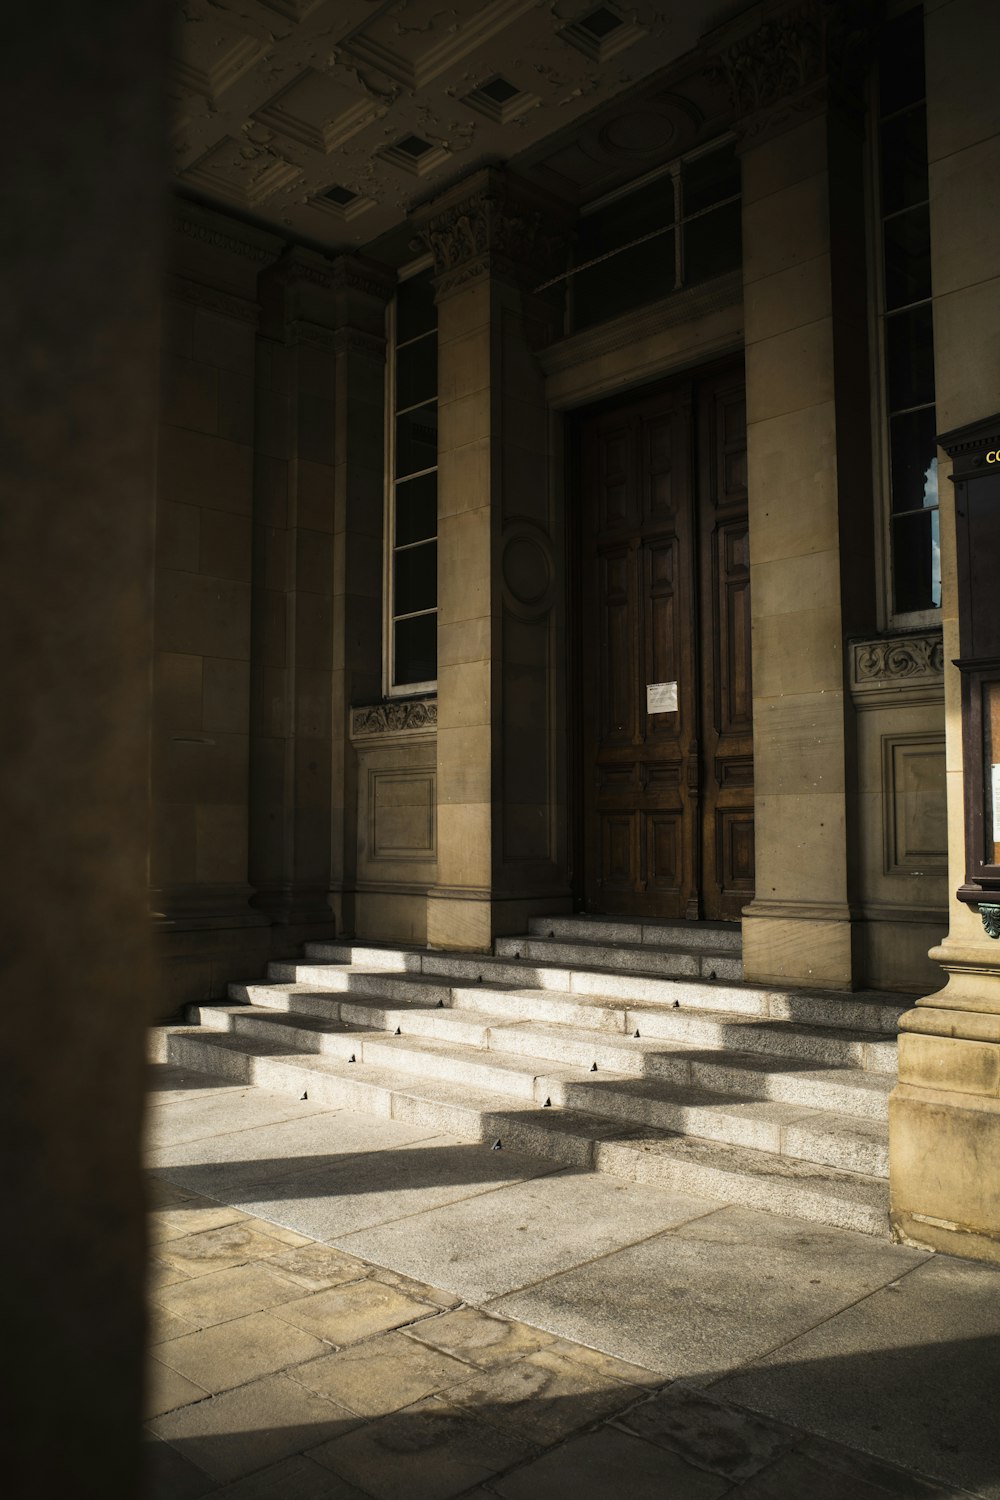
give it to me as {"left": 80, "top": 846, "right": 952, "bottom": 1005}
{"left": 165, "top": 273, "right": 259, "bottom": 326}
{"left": 171, "top": 201, "right": 283, "bottom": 265}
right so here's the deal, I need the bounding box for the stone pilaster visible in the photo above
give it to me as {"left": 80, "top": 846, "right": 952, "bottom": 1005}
{"left": 151, "top": 203, "right": 281, "bottom": 1004}
{"left": 889, "top": 0, "right": 1000, "bottom": 1265}
{"left": 412, "top": 169, "right": 573, "bottom": 949}
{"left": 249, "top": 248, "right": 393, "bottom": 942}
{"left": 707, "top": 0, "right": 876, "bottom": 989}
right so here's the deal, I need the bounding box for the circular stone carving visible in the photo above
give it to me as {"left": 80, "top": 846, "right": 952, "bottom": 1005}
{"left": 599, "top": 108, "right": 678, "bottom": 156}
{"left": 503, "top": 533, "right": 552, "bottom": 608}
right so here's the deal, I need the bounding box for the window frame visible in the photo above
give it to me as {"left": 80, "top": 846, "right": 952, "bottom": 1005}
{"left": 868, "top": 2, "right": 941, "bottom": 630}
{"left": 383, "top": 254, "right": 438, "bottom": 698}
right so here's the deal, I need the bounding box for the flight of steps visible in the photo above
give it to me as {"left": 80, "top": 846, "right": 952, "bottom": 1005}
{"left": 153, "top": 915, "right": 906, "bottom": 1239}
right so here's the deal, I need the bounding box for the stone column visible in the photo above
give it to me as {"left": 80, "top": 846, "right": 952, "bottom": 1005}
{"left": 151, "top": 203, "right": 280, "bottom": 1007}
{"left": 413, "top": 169, "right": 572, "bottom": 950}
{"left": 709, "top": 0, "right": 876, "bottom": 989}
{"left": 250, "top": 249, "right": 393, "bottom": 945}
{"left": 889, "top": 0, "right": 1000, "bottom": 1265}
{"left": 1, "top": 1, "right": 166, "bottom": 1492}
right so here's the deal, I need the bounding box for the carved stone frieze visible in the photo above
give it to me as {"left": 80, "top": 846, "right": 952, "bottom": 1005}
{"left": 850, "top": 633, "right": 945, "bottom": 702}
{"left": 172, "top": 207, "right": 278, "bottom": 264}
{"left": 165, "top": 274, "right": 260, "bottom": 326}
{"left": 411, "top": 169, "right": 570, "bottom": 297}
{"left": 351, "top": 699, "right": 438, "bottom": 739}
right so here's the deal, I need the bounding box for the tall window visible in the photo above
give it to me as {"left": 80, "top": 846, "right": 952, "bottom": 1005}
{"left": 877, "top": 6, "right": 939, "bottom": 618}
{"left": 551, "top": 139, "right": 741, "bottom": 332}
{"left": 387, "top": 267, "right": 437, "bottom": 692}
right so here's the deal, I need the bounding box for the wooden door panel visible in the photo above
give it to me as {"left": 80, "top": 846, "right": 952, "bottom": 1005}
{"left": 581, "top": 367, "right": 752, "bottom": 921}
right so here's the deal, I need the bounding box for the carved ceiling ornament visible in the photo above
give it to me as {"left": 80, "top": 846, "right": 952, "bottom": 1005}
{"left": 707, "top": 0, "right": 871, "bottom": 143}
{"left": 411, "top": 169, "right": 570, "bottom": 297}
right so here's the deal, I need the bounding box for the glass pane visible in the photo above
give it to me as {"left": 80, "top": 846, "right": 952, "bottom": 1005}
{"left": 880, "top": 105, "right": 928, "bottom": 216}
{"left": 682, "top": 145, "right": 740, "bottom": 217}
{"left": 395, "top": 402, "right": 437, "bottom": 478}
{"left": 883, "top": 205, "right": 931, "bottom": 310}
{"left": 396, "top": 333, "right": 436, "bottom": 411}
{"left": 889, "top": 405, "right": 937, "bottom": 514}
{"left": 573, "top": 229, "right": 674, "bottom": 330}
{"left": 577, "top": 176, "right": 673, "bottom": 263}
{"left": 879, "top": 8, "right": 925, "bottom": 118}
{"left": 394, "top": 612, "right": 437, "bottom": 686}
{"left": 886, "top": 304, "right": 935, "bottom": 413}
{"left": 395, "top": 472, "right": 437, "bottom": 546}
{"left": 684, "top": 200, "right": 742, "bottom": 285}
{"left": 396, "top": 271, "right": 436, "bottom": 344}
{"left": 394, "top": 540, "right": 437, "bottom": 617}
{"left": 893, "top": 508, "right": 941, "bottom": 614}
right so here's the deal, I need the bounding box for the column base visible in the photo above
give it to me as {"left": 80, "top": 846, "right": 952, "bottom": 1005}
{"left": 426, "top": 890, "right": 573, "bottom": 951}
{"left": 889, "top": 1083, "right": 1000, "bottom": 1265}
{"left": 741, "top": 899, "right": 857, "bottom": 989}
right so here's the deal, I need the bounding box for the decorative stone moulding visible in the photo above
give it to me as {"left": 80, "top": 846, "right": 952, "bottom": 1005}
{"left": 410, "top": 167, "right": 571, "bottom": 298}
{"left": 705, "top": 0, "right": 871, "bottom": 144}
{"left": 350, "top": 699, "right": 438, "bottom": 740}
{"left": 849, "top": 632, "right": 945, "bottom": 707}
{"left": 977, "top": 904, "right": 1000, "bottom": 940}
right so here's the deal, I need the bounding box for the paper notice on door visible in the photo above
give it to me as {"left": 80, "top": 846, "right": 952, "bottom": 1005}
{"left": 992, "top": 764, "right": 1000, "bottom": 841}
{"left": 646, "top": 680, "right": 678, "bottom": 714}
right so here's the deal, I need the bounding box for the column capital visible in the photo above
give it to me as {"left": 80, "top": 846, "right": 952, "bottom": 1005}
{"left": 704, "top": 0, "right": 872, "bottom": 148}
{"left": 409, "top": 166, "right": 572, "bottom": 299}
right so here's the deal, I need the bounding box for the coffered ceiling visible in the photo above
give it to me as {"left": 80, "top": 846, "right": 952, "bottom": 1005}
{"left": 170, "top": 0, "right": 741, "bottom": 259}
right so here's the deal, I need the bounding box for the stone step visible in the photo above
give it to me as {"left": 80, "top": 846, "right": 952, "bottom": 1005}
{"left": 527, "top": 915, "right": 742, "bottom": 953}
{"left": 297, "top": 943, "right": 906, "bottom": 1038}
{"left": 152, "top": 1024, "right": 890, "bottom": 1237}
{"left": 231, "top": 982, "right": 895, "bottom": 1119}
{"left": 196, "top": 1003, "right": 890, "bottom": 1177}
{"left": 495, "top": 934, "right": 744, "bottom": 982}
{"left": 271, "top": 964, "right": 897, "bottom": 1075}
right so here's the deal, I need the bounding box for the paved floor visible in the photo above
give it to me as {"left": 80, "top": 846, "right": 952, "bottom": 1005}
{"left": 144, "top": 1059, "right": 1000, "bottom": 1500}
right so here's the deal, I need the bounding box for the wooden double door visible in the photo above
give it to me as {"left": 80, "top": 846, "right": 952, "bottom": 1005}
{"left": 578, "top": 366, "right": 754, "bottom": 922}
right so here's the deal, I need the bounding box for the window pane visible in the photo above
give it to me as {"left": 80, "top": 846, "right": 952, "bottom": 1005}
{"left": 394, "top": 540, "right": 437, "bottom": 616}
{"left": 684, "top": 199, "right": 742, "bottom": 284}
{"left": 893, "top": 508, "right": 941, "bottom": 614}
{"left": 395, "top": 472, "right": 437, "bottom": 546}
{"left": 879, "top": 8, "right": 925, "bottom": 117}
{"left": 396, "top": 271, "right": 436, "bottom": 343}
{"left": 396, "top": 333, "right": 437, "bottom": 411}
{"left": 395, "top": 612, "right": 437, "bottom": 686}
{"left": 889, "top": 405, "right": 937, "bottom": 514}
{"left": 577, "top": 176, "right": 673, "bottom": 263}
{"left": 396, "top": 402, "right": 437, "bottom": 478}
{"left": 682, "top": 145, "right": 740, "bottom": 217}
{"left": 880, "top": 105, "right": 928, "bottom": 216}
{"left": 883, "top": 205, "right": 931, "bottom": 310}
{"left": 573, "top": 229, "right": 674, "bottom": 330}
{"left": 886, "top": 304, "right": 935, "bottom": 413}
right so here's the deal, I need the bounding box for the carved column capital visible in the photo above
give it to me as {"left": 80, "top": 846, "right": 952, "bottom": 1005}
{"left": 705, "top": 0, "right": 872, "bottom": 146}
{"left": 409, "top": 167, "right": 571, "bottom": 299}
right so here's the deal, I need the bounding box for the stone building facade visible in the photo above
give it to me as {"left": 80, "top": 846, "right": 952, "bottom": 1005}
{"left": 152, "top": 0, "right": 1000, "bottom": 1263}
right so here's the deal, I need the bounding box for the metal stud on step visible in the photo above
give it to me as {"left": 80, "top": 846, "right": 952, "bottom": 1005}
{"left": 300, "top": 1091, "right": 308, "bottom": 1100}
{"left": 491, "top": 1138, "right": 502, "bottom": 1150}
{"left": 709, "top": 970, "right": 717, "bottom": 980}
{"left": 395, "top": 1026, "right": 401, "bottom": 1035}
{"left": 673, "top": 999, "right": 680, "bottom": 1008}
{"left": 543, "top": 1097, "right": 551, "bottom": 1107}
{"left": 634, "top": 1030, "right": 640, "bottom": 1038}
{"left": 590, "top": 1062, "right": 598, "bottom": 1072}
{"left": 437, "top": 998, "right": 444, "bottom": 1007}
{"left": 348, "top": 1054, "right": 356, "bottom": 1063}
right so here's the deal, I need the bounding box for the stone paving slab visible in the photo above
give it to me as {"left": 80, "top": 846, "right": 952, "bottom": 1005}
{"left": 712, "top": 1253, "right": 1000, "bottom": 1499}
{"left": 143, "top": 1060, "right": 992, "bottom": 1500}
{"left": 335, "top": 1167, "right": 720, "bottom": 1303}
